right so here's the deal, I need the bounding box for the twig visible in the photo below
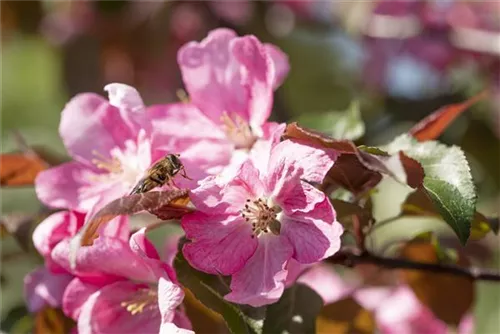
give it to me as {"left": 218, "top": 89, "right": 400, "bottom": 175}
{"left": 328, "top": 250, "right": 500, "bottom": 282}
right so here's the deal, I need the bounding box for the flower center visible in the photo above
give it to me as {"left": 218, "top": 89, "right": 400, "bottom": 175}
{"left": 220, "top": 112, "right": 257, "bottom": 150}
{"left": 120, "top": 288, "right": 157, "bottom": 315}
{"left": 241, "top": 198, "right": 282, "bottom": 238}
{"left": 91, "top": 150, "right": 123, "bottom": 174}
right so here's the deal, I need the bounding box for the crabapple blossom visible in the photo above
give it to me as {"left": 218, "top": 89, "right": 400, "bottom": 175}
{"left": 35, "top": 83, "right": 181, "bottom": 215}
{"left": 150, "top": 28, "right": 289, "bottom": 181}
{"left": 297, "top": 264, "right": 474, "bottom": 334}
{"left": 182, "top": 139, "right": 343, "bottom": 306}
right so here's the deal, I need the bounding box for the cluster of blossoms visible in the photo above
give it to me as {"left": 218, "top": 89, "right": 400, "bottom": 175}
{"left": 26, "top": 28, "right": 344, "bottom": 332}
{"left": 24, "top": 27, "right": 472, "bottom": 333}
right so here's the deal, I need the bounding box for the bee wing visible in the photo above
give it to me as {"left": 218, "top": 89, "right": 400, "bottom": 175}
{"left": 129, "top": 177, "right": 146, "bottom": 195}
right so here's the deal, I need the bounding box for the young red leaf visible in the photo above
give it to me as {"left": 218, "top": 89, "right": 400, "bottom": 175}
{"left": 0, "top": 153, "right": 48, "bottom": 186}
{"left": 409, "top": 91, "right": 487, "bottom": 142}
{"left": 78, "top": 189, "right": 192, "bottom": 247}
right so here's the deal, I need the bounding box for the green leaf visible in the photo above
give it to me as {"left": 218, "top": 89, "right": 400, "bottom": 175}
{"left": 262, "top": 284, "right": 323, "bottom": 334}
{"left": 385, "top": 135, "right": 476, "bottom": 244}
{"left": 297, "top": 101, "right": 365, "bottom": 140}
{"left": 174, "top": 250, "right": 263, "bottom": 334}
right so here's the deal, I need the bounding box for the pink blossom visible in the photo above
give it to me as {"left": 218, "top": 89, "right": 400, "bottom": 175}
{"left": 35, "top": 83, "right": 176, "bottom": 214}
{"left": 150, "top": 28, "right": 289, "bottom": 181}
{"left": 24, "top": 267, "right": 73, "bottom": 313}
{"left": 297, "top": 264, "right": 474, "bottom": 334}
{"left": 182, "top": 139, "right": 342, "bottom": 306}
{"left": 60, "top": 228, "right": 192, "bottom": 333}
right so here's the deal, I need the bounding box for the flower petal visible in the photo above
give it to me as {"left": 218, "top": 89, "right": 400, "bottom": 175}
{"left": 35, "top": 162, "right": 96, "bottom": 211}
{"left": 160, "top": 323, "right": 195, "bottom": 334}
{"left": 63, "top": 278, "right": 102, "bottom": 320}
{"left": 158, "top": 277, "right": 184, "bottom": 324}
{"left": 275, "top": 180, "right": 327, "bottom": 214}
{"left": 281, "top": 197, "right": 342, "bottom": 263}
{"left": 249, "top": 122, "right": 286, "bottom": 175}
{"left": 182, "top": 213, "right": 257, "bottom": 275}
{"left": 264, "top": 43, "right": 290, "bottom": 89}
{"left": 178, "top": 28, "right": 247, "bottom": 124}
{"left": 297, "top": 264, "right": 353, "bottom": 305}
{"left": 104, "top": 83, "right": 145, "bottom": 114}
{"left": 52, "top": 234, "right": 166, "bottom": 283}
{"left": 267, "top": 139, "right": 339, "bottom": 185}
{"left": 59, "top": 93, "right": 137, "bottom": 164}
{"left": 24, "top": 267, "right": 73, "bottom": 312}
{"left": 78, "top": 281, "right": 161, "bottom": 334}
{"left": 232, "top": 35, "right": 275, "bottom": 133}
{"left": 33, "top": 211, "right": 84, "bottom": 258}
{"left": 225, "top": 234, "right": 293, "bottom": 307}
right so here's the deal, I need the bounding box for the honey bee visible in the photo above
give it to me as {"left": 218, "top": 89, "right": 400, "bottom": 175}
{"left": 129, "top": 154, "right": 191, "bottom": 195}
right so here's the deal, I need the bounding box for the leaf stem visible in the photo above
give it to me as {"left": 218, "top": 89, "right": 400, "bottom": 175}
{"left": 328, "top": 250, "right": 500, "bottom": 282}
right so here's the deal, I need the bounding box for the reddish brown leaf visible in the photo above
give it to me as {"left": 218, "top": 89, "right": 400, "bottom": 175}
{"left": 0, "top": 153, "right": 48, "bottom": 186}
{"left": 409, "top": 91, "right": 487, "bottom": 142}
{"left": 34, "top": 307, "right": 75, "bottom": 334}
{"left": 399, "top": 239, "right": 474, "bottom": 326}
{"left": 78, "top": 189, "right": 192, "bottom": 247}
{"left": 317, "top": 297, "right": 376, "bottom": 334}
{"left": 285, "top": 123, "right": 424, "bottom": 194}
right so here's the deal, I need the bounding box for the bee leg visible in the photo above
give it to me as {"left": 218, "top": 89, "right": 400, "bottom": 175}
{"left": 180, "top": 167, "right": 193, "bottom": 180}
{"left": 169, "top": 177, "right": 181, "bottom": 190}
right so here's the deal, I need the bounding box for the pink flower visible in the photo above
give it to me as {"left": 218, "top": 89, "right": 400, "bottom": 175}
{"left": 297, "top": 264, "right": 474, "bottom": 334}
{"left": 182, "top": 139, "right": 342, "bottom": 306}
{"left": 150, "top": 28, "right": 289, "bottom": 181}
{"left": 59, "top": 228, "right": 192, "bottom": 333}
{"left": 24, "top": 267, "right": 73, "bottom": 313}
{"left": 35, "top": 83, "right": 174, "bottom": 214}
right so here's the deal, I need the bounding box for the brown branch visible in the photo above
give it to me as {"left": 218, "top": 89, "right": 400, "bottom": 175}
{"left": 328, "top": 250, "right": 500, "bottom": 282}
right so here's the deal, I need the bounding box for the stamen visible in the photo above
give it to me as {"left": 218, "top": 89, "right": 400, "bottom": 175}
{"left": 220, "top": 112, "right": 257, "bottom": 150}
{"left": 241, "top": 197, "right": 281, "bottom": 237}
{"left": 120, "top": 289, "right": 157, "bottom": 315}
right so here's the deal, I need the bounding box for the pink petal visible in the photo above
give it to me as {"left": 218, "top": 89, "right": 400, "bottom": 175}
{"left": 225, "top": 234, "right": 293, "bottom": 307}
{"left": 264, "top": 43, "right": 290, "bottom": 89}
{"left": 163, "top": 234, "right": 182, "bottom": 267}
{"left": 129, "top": 228, "right": 160, "bottom": 260}
{"left": 158, "top": 277, "right": 184, "bottom": 324}
{"left": 52, "top": 235, "right": 166, "bottom": 283}
{"left": 219, "top": 160, "right": 266, "bottom": 214}
{"left": 297, "top": 264, "right": 353, "bottom": 305}
{"left": 63, "top": 278, "right": 102, "bottom": 320}
{"left": 178, "top": 28, "right": 248, "bottom": 124}
{"left": 232, "top": 35, "right": 275, "bottom": 133}
{"left": 104, "top": 83, "right": 145, "bottom": 113}
{"left": 59, "top": 93, "right": 137, "bottom": 164}
{"left": 24, "top": 267, "right": 73, "bottom": 312}
{"left": 172, "top": 309, "right": 193, "bottom": 332}
{"left": 160, "top": 323, "right": 194, "bottom": 334}
{"left": 281, "top": 197, "right": 342, "bottom": 263}
{"left": 35, "top": 162, "right": 96, "bottom": 211}
{"left": 267, "top": 139, "right": 339, "bottom": 185}
{"left": 149, "top": 103, "right": 225, "bottom": 145}
{"left": 249, "top": 122, "right": 286, "bottom": 175}
{"left": 182, "top": 213, "right": 257, "bottom": 275}
{"left": 78, "top": 282, "right": 161, "bottom": 334}
{"left": 33, "top": 211, "right": 84, "bottom": 258}
{"left": 374, "top": 286, "right": 449, "bottom": 334}
{"left": 275, "top": 180, "right": 327, "bottom": 215}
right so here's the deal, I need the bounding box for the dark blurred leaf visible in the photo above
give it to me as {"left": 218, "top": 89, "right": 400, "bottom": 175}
{"left": 263, "top": 284, "right": 323, "bottom": 334}
{"left": 316, "top": 297, "right": 376, "bottom": 334}
{"left": 77, "top": 189, "right": 192, "bottom": 247}
{"left": 34, "top": 307, "right": 75, "bottom": 334}
{"left": 174, "top": 248, "right": 262, "bottom": 334}
{"left": 183, "top": 289, "right": 228, "bottom": 334}
{"left": 385, "top": 135, "right": 476, "bottom": 244}
{"left": 0, "top": 153, "right": 48, "bottom": 187}
{"left": 409, "top": 91, "right": 487, "bottom": 141}
{"left": 297, "top": 101, "right": 365, "bottom": 141}
{"left": 331, "top": 199, "right": 373, "bottom": 231}
{"left": 399, "top": 238, "right": 474, "bottom": 326}
{"left": 403, "top": 190, "right": 497, "bottom": 241}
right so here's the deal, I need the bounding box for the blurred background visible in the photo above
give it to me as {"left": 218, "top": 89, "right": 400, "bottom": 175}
{"left": 1, "top": 1, "right": 499, "bottom": 333}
